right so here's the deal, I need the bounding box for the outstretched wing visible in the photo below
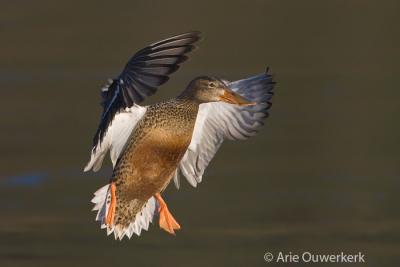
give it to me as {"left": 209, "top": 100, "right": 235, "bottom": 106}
{"left": 174, "top": 71, "right": 275, "bottom": 188}
{"left": 85, "top": 31, "right": 201, "bottom": 172}
{"left": 94, "top": 31, "right": 201, "bottom": 149}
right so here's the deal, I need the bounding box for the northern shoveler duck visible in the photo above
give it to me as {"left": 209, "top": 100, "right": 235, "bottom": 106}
{"left": 84, "top": 31, "right": 275, "bottom": 240}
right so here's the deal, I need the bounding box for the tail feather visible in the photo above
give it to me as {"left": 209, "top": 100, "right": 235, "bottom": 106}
{"left": 91, "top": 184, "right": 158, "bottom": 240}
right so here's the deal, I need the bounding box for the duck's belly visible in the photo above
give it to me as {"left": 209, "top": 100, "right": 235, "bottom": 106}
{"left": 114, "top": 127, "right": 192, "bottom": 200}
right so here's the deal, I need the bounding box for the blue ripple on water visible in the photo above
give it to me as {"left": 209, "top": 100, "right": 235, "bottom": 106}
{"left": 1, "top": 173, "right": 47, "bottom": 187}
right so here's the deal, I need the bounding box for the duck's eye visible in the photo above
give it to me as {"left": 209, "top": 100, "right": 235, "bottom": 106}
{"left": 209, "top": 82, "right": 216, "bottom": 88}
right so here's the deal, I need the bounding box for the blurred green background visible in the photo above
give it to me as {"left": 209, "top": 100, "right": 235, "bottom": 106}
{"left": 1, "top": 0, "right": 399, "bottom": 266}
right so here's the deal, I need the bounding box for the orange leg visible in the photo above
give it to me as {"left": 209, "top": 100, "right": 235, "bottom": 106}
{"left": 155, "top": 193, "right": 181, "bottom": 235}
{"left": 105, "top": 182, "right": 116, "bottom": 226}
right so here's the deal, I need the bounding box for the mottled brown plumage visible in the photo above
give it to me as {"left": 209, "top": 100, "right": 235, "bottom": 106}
{"left": 106, "top": 74, "right": 251, "bottom": 229}
{"left": 86, "top": 32, "right": 275, "bottom": 240}
{"left": 111, "top": 98, "right": 199, "bottom": 227}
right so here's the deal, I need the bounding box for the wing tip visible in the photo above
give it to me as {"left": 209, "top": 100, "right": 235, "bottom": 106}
{"left": 175, "top": 30, "right": 202, "bottom": 40}
{"left": 265, "top": 66, "right": 276, "bottom": 86}
{"left": 83, "top": 159, "right": 94, "bottom": 172}
{"left": 148, "top": 30, "right": 202, "bottom": 49}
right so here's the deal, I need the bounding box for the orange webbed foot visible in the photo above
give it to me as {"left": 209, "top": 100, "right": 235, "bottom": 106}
{"left": 105, "top": 182, "right": 116, "bottom": 226}
{"left": 155, "top": 193, "right": 181, "bottom": 235}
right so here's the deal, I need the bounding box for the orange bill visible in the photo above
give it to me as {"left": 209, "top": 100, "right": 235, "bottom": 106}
{"left": 219, "top": 90, "right": 256, "bottom": 106}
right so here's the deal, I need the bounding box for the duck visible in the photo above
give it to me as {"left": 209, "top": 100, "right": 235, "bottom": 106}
{"left": 84, "top": 31, "right": 275, "bottom": 240}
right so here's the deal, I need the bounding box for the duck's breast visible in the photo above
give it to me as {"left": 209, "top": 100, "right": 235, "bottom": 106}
{"left": 114, "top": 112, "right": 196, "bottom": 199}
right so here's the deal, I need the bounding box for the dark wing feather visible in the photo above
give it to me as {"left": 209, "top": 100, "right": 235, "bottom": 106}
{"left": 93, "top": 31, "right": 201, "bottom": 149}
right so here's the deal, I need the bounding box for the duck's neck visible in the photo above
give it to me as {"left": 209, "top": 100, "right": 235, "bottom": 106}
{"left": 174, "top": 95, "right": 200, "bottom": 116}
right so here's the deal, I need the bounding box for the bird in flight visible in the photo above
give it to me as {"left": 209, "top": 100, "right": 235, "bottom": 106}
{"left": 84, "top": 31, "right": 275, "bottom": 240}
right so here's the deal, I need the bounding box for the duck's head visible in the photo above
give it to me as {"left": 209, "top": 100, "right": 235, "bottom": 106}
{"left": 182, "top": 76, "right": 255, "bottom": 106}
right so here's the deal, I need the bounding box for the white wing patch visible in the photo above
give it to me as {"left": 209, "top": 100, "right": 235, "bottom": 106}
{"left": 84, "top": 105, "right": 147, "bottom": 172}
